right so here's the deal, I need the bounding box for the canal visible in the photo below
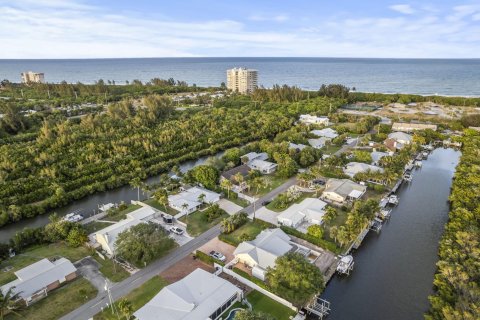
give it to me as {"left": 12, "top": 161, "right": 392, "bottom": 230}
{"left": 321, "top": 148, "right": 460, "bottom": 320}
{"left": 0, "top": 151, "right": 224, "bottom": 243}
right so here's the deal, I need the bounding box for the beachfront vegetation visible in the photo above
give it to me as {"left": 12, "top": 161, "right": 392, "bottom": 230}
{"left": 115, "top": 223, "right": 175, "bottom": 267}
{"left": 426, "top": 129, "right": 480, "bottom": 320}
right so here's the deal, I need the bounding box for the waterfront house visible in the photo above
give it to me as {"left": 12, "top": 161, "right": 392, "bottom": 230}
{"left": 277, "top": 198, "right": 328, "bottom": 229}
{"left": 241, "top": 151, "right": 268, "bottom": 163}
{"left": 220, "top": 164, "right": 251, "bottom": 192}
{"left": 234, "top": 228, "right": 292, "bottom": 280}
{"left": 168, "top": 186, "right": 220, "bottom": 214}
{"left": 95, "top": 206, "right": 156, "bottom": 255}
{"left": 371, "top": 151, "right": 390, "bottom": 166}
{"left": 384, "top": 132, "right": 413, "bottom": 151}
{"left": 322, "top": 178, "right": 367, "bottom": 204}
{"left": 343, "top": 162, "right": 384, "bottom": 178}
{"left": 134, "top": 268, "right": 243, "bottom": 320}
{"left": 311, "top": 128, "right": 338, "bottom": 139}
{"left": 247, "top": 159, "right": 277, "bottom": 174}
{"left": 299, "top": 114, "right": 329, "bottom": 126}
{"left": 0, "top": 258, "right": 77, "bottom": 306}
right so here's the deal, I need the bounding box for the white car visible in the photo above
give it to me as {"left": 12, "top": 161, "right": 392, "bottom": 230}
{"left": 169, "top": 226, "right": 184, "bottom": 235}
{"left": 209, "top": 251, "right": 226, "bottom": 262}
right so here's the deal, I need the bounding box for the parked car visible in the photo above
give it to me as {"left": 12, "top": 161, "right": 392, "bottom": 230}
{"left": 169, "top": 226, "right": 184, "bottom": 235}
{"left": 162, "top": 213, "right": 174, "bottom": 224}
{"left": 209, "top": 251, "right": 226, "bottom": 262}
{"left": 261, "top": 200, "right": 271, "bottom": 206}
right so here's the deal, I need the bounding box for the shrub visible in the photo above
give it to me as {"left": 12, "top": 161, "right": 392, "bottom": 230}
{"left": 280, "top": 226, "right": 340, "bottom": 254}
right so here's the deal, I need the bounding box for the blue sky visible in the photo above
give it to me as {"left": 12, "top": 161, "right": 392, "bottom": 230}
{"left": 0, "top": 0, "right": 479, "bottom": 58}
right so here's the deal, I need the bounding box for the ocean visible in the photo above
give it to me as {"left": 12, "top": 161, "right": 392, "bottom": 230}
{"left": 1, "top": 57, "right": 479, "bottom": 96}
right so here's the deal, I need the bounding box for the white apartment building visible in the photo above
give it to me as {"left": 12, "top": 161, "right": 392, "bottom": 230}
{"left": 21, "top": 71, "right": 45, "bottom": 84}
{"left": 226, "top": 67, "right": 258, "bottom": 93}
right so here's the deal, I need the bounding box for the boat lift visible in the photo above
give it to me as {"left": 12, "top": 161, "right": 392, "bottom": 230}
{"left": 336, "top": 255, "right": 354, "bottom": 275}
{"left": 305, "top": 296, "right": 331, "bottom": 319}
{"left": 370, "top": 218, "right": 383, "bottom": 233}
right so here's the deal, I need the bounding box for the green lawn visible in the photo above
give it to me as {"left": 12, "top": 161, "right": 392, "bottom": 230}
{"left": 322, "top": 207, "right": 349, "bottom": 243}
{"left": 219, "top": 221, "right": 268, "bottom": 246}
{"left": 6, "top": 278, "right": 97, "bottom": 320}
{"left": 143, "top": 199, "right": 179, "bottom": 215}
{"left": 322, "top": 144, "right": 342, "bottom": 155}
{"left": 94, "top": 276, "right": 169, "bottom": 320}
{"left": 244, "top": 175, "right": 289, "bottom": 197}
{"left": 83, "top": 221, "right": 114, "bottom": 234}
{"left": 93, "top": 255, "right": 130, "bottom": 283}
{"left": 179, "top": 210, "right": 228, "bottom": 236}
{"left": 0, "top": 243, "right": 91, "bottom": 286}
{"left": 247, "top": 290, "right": 297, "bottom": 320}
{"left": 266, "top": 192, "right": 315, "bottom": 212}
{"left": 106, "top": 204, "right": 142, "bottom": 221}
{"left": 224, "top": 193, "right": 249, "bottom": 207}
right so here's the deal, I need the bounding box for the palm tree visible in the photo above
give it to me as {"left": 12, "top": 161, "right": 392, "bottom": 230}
{"left": 329, "top": 226, "right": 338, "bottom": 243}
{"left": 337, "top": 226, "right": 349, "bottom": 248}
{"left": 324, "top": 207, "right": 337, "bottom": 224}
{"left": 249, "top": 177, "right": 266, "bottom": 221}
{"left": 154, "top": 189, "right": 168, "bottom": 212}
{"left": 220, "top": 178, "right": 233, "bottom": 198}
{"left": 117, "top": 298, "right": 133, "bottom": 320}
{"left": 130, "top": 177, "right": 142, "bottom": 201}
{"left": 0, "top": 287, "right": 22, "bottom": 320}
{"left": 181, "top": 202, "right": 189, "bottom": 224}
{"left": 197, "top": 193, "right": 206, "bottom": 208}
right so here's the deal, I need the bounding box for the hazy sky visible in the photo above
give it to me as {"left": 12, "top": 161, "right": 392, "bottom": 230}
{"left": 1, "top": 0, "right": 479, "bottom": 59}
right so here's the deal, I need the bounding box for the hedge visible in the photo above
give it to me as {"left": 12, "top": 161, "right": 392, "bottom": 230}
{"left": 194, "top": 250, "right": 225, "bottom": 266}
{"left": 232, "top": 267, "right": 269, "bottom": 290}
{"left": 280, "top": 226, "right": 341, "bottom": 254}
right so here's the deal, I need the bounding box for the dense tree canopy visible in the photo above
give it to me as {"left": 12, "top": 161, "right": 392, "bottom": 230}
{"left": 266, "top": 252, "right": 324, "bottom": 307}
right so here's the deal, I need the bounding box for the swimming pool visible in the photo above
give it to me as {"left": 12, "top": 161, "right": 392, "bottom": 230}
{"left": 225, "top": 308, "right": 243, "bottom": 320}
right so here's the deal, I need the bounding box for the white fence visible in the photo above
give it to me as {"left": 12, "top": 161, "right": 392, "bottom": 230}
{"left": 236, "top": 192, "right": 257, "bottom": 203}
{"left": 221, "top": 264, "right": 297, "bottom": 312}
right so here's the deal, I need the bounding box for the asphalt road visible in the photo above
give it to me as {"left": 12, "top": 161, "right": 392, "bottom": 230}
{"left": 61, "top": 176, "right": 297, "bottom": 320}
{"left": 61, "top": 225, "right": 221, "bottom": 320}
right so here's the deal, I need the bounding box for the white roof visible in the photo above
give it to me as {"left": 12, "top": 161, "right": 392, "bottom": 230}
{"left": 168, "top": 187, "right": 220, "bottom": 210}
{"left": 95, "top": 206, "right": 156, "bottom": 251}
{"left": 1, "top": 258, "right": 76, "bottom": 300}
{"left": 247, "top": 159, "right": 277, "bottom": 171}
{"left": 371, "top": 151, "right": 389, "bottom": 163}
{"left": 308, "top": 137, "right": 329, "bottom": 148}
{"left": 242, "top": 152, "right": 268, "bottom": 162}
{"left": 310, "top": 128, "right": 338, "bottom": 139}
{"left": 323, "top": 178, "right": 367, "bottom": 199}
{"left": 234, "top": 229, "right": 292, "bottom": 270}
{"left": 289, "top": 142, "right": 307, "bottom": 151}
{"left": 134, "top": 268, "right": 242, "bottom": 320}
{"left": 344, "top": 162, "right": 384, "bottom": 177}
{"left": 277, "top": 198, "right": 327, "bottom": 225}
{"left": 348, "top": 190, "right": 364, "bottom": 199}
{"left": 388, "top": 132, "right": 413, "bottom": 143}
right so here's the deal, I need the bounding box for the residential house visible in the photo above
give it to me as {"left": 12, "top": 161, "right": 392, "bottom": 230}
{"left": 371, "top": 151, "right": 390, "bottom": 166}
{"left": 322, "top": 178, "right": 367, "bottom": 204}
{"left": 220, "top": 164, "right": 251, "bottom": 192}
{"left": 289, "top": 142, "right": 307, "bottom": 151}
{"left": 385, "top": 132, "right": 413, "bottom": 151}
{"left": 247, "top": 159, "right": 277, "bottom": 174}
{"left": 95, "top": 206, "right": 156, "bottom": 255}
{"left": 241, "top": 152, "right": 268, "bottom": 163}
{"left": 392, "top": 122, "right": 437, "bottom": 132}
{"left": 1, "top": 258, "right": 77, "bottom": 306}
{"left": 308, "top": 137, "right": 330, "bottom": 149}
{"left": 343, "top": 162, "right": 384, "bottom": 178}
{"left": 168, "top": 186, "right": 220, "bottom": 215}
{"left": 299, "top": 114, "right": 329, "bottom": 125}
{"left": 134, "top": 268, "right": 243, "bottom": 320}
{"left": 277, "top": 198, "right": 328, "bottom": 229}
{"left": 311, "top": 128, "right": 338, "bottom": 139}
{"left": 234, "top": 228, "right": 292, "bottom": 280}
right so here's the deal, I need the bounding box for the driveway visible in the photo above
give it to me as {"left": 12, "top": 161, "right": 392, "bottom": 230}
{"left": 74, "top": 256, "right": 107, "bottom": 292}
{"left": 253, "top": 207, "right": 279, "bottom": 226}
{"left": 217, "top": 199, "right": 243, "bottom": 215}
{"left": 198, "top": 237, "right": 236, "bottom": 263}
{"left": 151, "top": 218, "right": 194, "bottom": 246}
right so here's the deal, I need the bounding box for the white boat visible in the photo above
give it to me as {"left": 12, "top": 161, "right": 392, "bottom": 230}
{"left": 403, "top": 173, "right": 413, "bottom": 182}
{"left": 337, "top": 255, "right": 354, "bottom": 275}
{"left": 63, "top": 212, "right": 84, "bottom": 222}
{"left": 99, "top": 203, "right": 115, "bottom": 212}
{"left": 415, "top": 160, "right": 422, "bottom": 168}
{"left": 388, "top": 195, "right": 399, "bottom": 205}
{"left": 380, "top": 208, "right": 392, "bottom": 220}
{"left": 422, "top": 151, "right": 429, "bottom": 159}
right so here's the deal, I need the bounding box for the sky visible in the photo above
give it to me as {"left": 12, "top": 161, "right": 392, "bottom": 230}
{"left": 0, "top": 0, "right": 479, "bottom": 59}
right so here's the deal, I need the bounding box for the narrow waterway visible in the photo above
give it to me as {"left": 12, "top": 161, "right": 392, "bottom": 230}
{"left": 0, "top": 151, "right": 224, "bottom": 243}
{"left": 321, "top": 148, "right": 460, "bottom": 320}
